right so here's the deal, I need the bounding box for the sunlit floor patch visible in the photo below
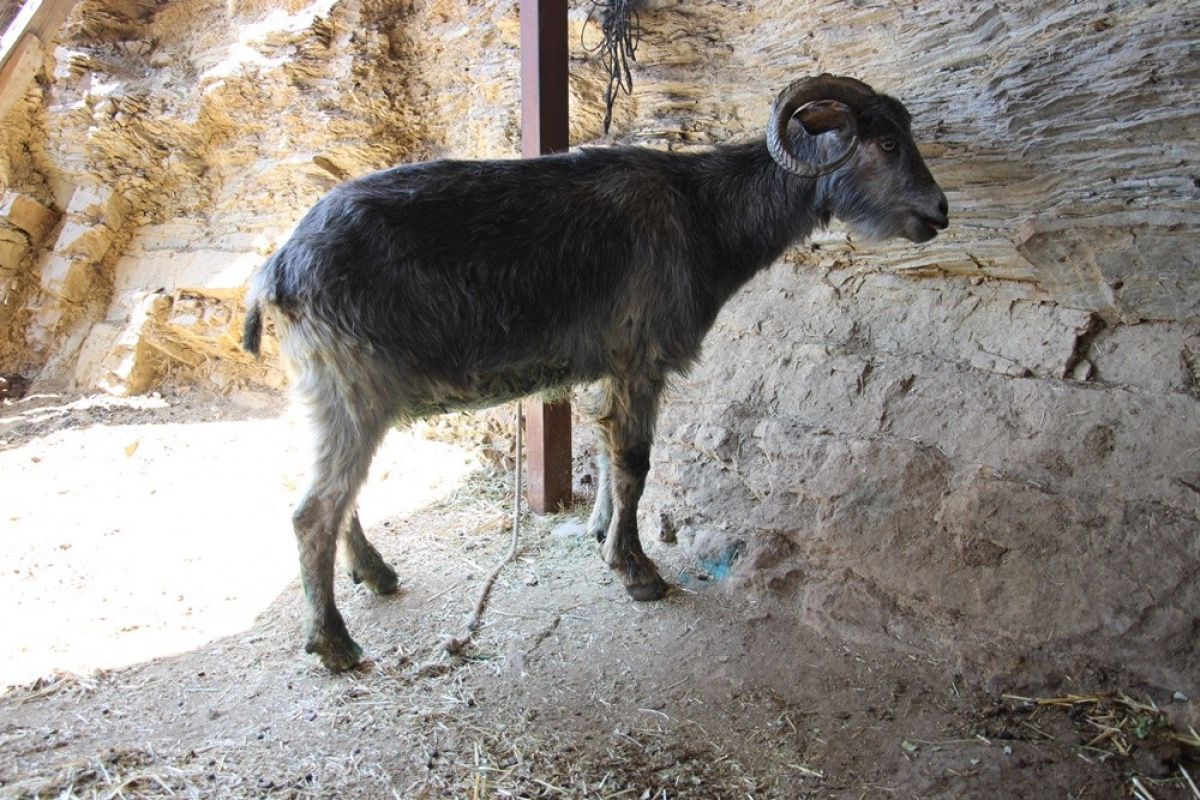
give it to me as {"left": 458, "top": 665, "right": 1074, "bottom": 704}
{"left": 0, "top": 408, "right": 480, "bottom": 688}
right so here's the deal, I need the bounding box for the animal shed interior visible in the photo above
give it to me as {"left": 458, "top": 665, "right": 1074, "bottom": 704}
{"left": 0, "top": 0, "right": 1198, "bottom": 797}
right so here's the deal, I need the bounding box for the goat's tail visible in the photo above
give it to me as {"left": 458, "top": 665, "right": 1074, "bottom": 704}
{"left": 242, "top": 249, "right": 281, "bottom": 358}
{"left": 242, "top": 299, "right": 264, "bottom": 357}
{"left": 243, "top": 245, "right": 290, "bottom": 357}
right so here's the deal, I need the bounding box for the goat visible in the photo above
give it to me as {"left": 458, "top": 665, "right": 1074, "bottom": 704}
{"left": 243, "top": 74, "right": 949, "bottom": 672}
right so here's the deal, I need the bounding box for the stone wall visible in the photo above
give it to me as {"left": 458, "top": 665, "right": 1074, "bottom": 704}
{"left": 1, "top": 0, "right": 1196, "bottom": 684}
{"left": 629, "top": 0, "right": 1199, "bottom": 686}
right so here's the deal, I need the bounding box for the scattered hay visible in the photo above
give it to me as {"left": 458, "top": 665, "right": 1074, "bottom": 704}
{"left": 2, "top": 746, "right": 171, "bottom": 799}
{"left": 6, "top": 671, "right": 101, "bottom": 706}
{"left": 1001, "top": 691, "right": 1200, "bottom": 799}
{"left": 1, "top": 742, "right": 391, "bottom": 799}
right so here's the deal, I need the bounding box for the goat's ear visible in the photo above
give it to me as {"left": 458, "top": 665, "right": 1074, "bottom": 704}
{"left": 794, "top": 100, "right": 854, "bottom": 136}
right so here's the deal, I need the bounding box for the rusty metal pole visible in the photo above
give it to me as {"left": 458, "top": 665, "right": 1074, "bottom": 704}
{"left": 520, "top": 0, "right": 573, "bottom": 514}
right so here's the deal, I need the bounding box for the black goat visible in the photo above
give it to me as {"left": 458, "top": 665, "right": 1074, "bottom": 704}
{"left": 243, "top": 74, "right": 949, "bottom": 672}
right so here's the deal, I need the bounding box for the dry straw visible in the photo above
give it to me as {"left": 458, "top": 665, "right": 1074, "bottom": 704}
{"left": 1003, "top": 691, "right": 1200, "bottom": 799}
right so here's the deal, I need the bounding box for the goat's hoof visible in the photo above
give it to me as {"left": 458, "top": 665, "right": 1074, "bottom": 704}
{"left": 305, "top": 631, "right": 365, "bottom": 673}
{"left": 353, "top": 562, "right": 399, "bottom": 595}
{"left": 624, "top": 574, "right": 669, "bottom": 602}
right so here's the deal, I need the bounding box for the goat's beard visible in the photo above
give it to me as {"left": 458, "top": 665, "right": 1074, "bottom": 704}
{"left": 843, "top": 211, "right": 937, "bottom": 245}
{"left": 837, "top": 215, "right": 900, "bottom": 245}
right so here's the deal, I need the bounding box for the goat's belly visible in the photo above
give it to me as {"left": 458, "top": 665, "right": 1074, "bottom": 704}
{"left": 410, "top": 360, "right": 586, "bottom": 418}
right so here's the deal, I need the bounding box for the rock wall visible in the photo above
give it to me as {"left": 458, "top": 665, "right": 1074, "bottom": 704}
{"left": 1, "top": 1, "right": 1197, "bottom": 684}
{"left": 630, "top": 1, "right": 1200, "bottom": 687}
{"left": 1, "top": 0, "right": 526, "bottom": 390}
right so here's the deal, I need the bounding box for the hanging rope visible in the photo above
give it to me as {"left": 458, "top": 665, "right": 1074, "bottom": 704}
{"left": 582, "top": 0, "right": 642, "bottom": 134}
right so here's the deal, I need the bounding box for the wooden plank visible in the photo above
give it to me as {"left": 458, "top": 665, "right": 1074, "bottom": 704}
{"left": 1, "top": 0, "right": 77, "bottom": 64}
{"left": 0, "top": 1, "right": 41, "bottom": 61}
{"left": 0, "top": 0, "right": 79, "bottom": 121}
{"left": 519, "top": 0, "right": 573, "bottom": 514}
{"left": 0, "top": 32, "right": 41, "bottom": 120}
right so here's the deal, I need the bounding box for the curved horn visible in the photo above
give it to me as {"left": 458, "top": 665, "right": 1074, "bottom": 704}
{"left": 767, "top": 74, "right": 875, "bottom": 178}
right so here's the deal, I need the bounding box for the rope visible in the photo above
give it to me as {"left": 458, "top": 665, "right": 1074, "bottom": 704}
{"left": 442, "top": 404, "right": 524, "bottom": 655}
{"left": 583, "top": 0, "right": 642, "bottom": 134}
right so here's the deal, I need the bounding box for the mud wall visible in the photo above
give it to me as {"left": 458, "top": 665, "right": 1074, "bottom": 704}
{"left": 1, "top": 1, "right": 1197, "bottom": 685}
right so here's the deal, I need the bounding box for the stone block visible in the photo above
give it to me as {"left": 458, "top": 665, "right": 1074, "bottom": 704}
{"left": 0, "top": 277, "right": 16, "bottom": 326}
{"left": 1017, "top": 211, "right": 1199, "bottom": 323}
{"left": 1089, "top": 321, "right": 1200, "bottom": 393}
{"left": 55, "top": 220, "right": 114, "bottom": 263}
{"left": 91, "top": 292, "right": 172, "bottom": 396}
{"left": 97, "top": 347, "right": 157, "bottom": 396}
{"left": 74, "top": 321, "right": 125, "bottom": 389}
{"left": 65, "top": 185, "right": 129, "bottom": 230}
{"left": 0, "top": 192, "right": 59, "bottom": 243}
{"left": 111, "top": 248, "right": 260, "bottom": 300}
{"left": 24, "top": 302, "right": 68, "bottom": 348}
{"left": 40, "top": 254, "right": 94, "bottom": 302}
{"left": 0, "top": 225, "right": 28, "bottom": 275}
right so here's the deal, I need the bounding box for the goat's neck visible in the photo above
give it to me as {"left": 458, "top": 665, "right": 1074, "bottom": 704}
{"left": 688, "top": 141, "right": 826, "bottom": 299}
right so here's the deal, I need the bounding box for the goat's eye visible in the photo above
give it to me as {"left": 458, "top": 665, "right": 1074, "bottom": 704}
{"left": 880, "top": 138, "right": 898, "bottom": 152}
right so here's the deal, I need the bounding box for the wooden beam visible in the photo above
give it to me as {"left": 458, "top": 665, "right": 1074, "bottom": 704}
{"left": 523, "top": 397, "right": 573, "bottom": 513}
{"left": 520, "top": 0, "right": 573, "bottom": 514}
{"left": 1, "top": 0, "right": 79, "bottom": 67}
{"left": 0, "top": 0, "right": 80, "bottom": 121}
{"left": 0, "top": 32, "right": 42, "bottom": 121}
{"left": 519, "top": 0, "right": 569, "bottom": 157}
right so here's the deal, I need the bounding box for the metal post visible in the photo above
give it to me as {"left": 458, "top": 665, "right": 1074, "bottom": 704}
{"left": 520, "top": 0, "right": 573, "bottom": 513}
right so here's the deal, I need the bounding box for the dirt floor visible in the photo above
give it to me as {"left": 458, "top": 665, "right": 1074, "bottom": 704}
{"left": 2, "top": 390, "right": 1198, "bottom": 799}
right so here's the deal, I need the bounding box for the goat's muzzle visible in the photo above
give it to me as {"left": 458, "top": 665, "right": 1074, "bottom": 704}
{"left": 907, "top": 191, "right": 949, "bottom": 243}
{"left": 913, "top": 214, "right": 949, "bottom": 242}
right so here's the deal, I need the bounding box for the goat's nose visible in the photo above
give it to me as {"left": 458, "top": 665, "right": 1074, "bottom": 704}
{"left": 928, "top": 192, "right": 949, "bottom": 229}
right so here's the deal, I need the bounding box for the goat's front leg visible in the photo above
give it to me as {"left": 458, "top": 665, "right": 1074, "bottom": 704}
{"left": 595, "top": 375, "right": 668, "bottom": 601}
{"left": 586, "top": 447, "right": 613, "bottom": 543}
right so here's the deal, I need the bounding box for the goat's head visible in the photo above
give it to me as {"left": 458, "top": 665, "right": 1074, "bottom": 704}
{"left": 768, "top": 74, "right": 949, "bottom": 244}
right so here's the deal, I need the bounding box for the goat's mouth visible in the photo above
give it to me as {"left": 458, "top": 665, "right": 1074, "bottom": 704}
{"left": 908, "top": 210, "right": 949, "bottom": 243}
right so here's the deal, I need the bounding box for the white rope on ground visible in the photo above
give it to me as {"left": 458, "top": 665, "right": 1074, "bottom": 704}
{"left": 442, "top": 404, "right": 523, "bottom": 655}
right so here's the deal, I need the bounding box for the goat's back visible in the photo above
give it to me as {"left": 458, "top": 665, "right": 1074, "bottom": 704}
{"left": 251, "top": 151, "right": 713, "bottom": 409}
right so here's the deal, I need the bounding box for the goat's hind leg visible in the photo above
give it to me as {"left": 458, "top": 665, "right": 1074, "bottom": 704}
{"left": 293, "top": 489, "right": 361, "bottom": 671}
{"left": 340, "top": 511, "right": 399, "bottom": 594}
{"left": 293, "top": 395, "right": 391, "bottom": 672}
